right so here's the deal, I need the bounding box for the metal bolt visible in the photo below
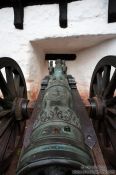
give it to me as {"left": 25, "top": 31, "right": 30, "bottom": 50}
{"left": 87, "top": 135, "right": 92, "bottom": 140}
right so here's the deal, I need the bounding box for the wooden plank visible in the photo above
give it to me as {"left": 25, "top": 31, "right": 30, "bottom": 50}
{"left": 13, "top": 0, "right": 24, "bottom": 29}
{"left": 59, "top": 1, "right": 67, "bottom": 28}
{"left": 92, "top": 141, "right": 109, "bottom": 175}
{"left": 108, "top": 0, "right": 116, "bottom": 23}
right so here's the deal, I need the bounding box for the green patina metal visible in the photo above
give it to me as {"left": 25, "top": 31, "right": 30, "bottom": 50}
{"left": 17, "top": 60, "right": 94, "bottom": 175}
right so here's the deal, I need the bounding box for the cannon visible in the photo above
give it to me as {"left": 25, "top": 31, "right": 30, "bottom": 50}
{"left": 0, "top": 56, "right": 116, "bottom": 174}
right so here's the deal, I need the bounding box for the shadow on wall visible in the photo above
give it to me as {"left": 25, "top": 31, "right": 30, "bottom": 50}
{"left": 28, "top": 40, "right": 49, "bottom": 100}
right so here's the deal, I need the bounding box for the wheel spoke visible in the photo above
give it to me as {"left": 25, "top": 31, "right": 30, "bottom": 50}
{"left": 0, "top": 121, "right": 15, "bottom": 161}
{"left": 0, "top": 71, "right": 12, "bottom": 99}
{"left": 96, "top": 72, "right": 103, "bottom": 96}
{"left": 105, "top": 96, "right": 116, "bottom": 106}
{"left": 0, "top": 97, "right": 6, "bottom": 106}
{"left": 102, "top": 66, "right": 111, "bottom": 92}
{"left": 5, "top": 67, "right": 16, "bottom": 97}
{"left": 14, "top": 74, "right": 20, "bottom": 96}
{"left": 17, "top": 122, "right": 21, "bottom": 135}
{"left": 106, "top": 116, "right": 116, "bottom": 130}
{"left": 0, "top": 127, "right": 12, "bottom": 161}
{"left": 4, "top": 122, "right": 16, "bottom": 159}
{"left": 106, "top": 108, "right": 116, "bottom": 130}
{"left": 0, "top": 109, "right": 11, "bottom": 118}
{"left": 93, "top": 120, "right": 101, "bottom": 133}
{"left": 104, "top": 69, "right": 116, "bottom": 98}
{"left": 107, "top": 108, "right": 116, "bottom": 117}
{"left": 101, "top": 122, "right": 110, "bottom": 147}
{"left": 0, "top": 117, "right": 13, "bottom": 137}
{"left": 103, "top": 149, "right": 116, "bottom": 168}
{"left": 19, "top": 86, "right": 24, "bottom": 97}
{"left": 105, "top": 122, "right": 116, "bottom": 152}
{"left": 93, "top": 84, "right": 98, "bottom": 95}
{"left": 0, "top": 98, "right": 12, "bottom": 109}
{"left": 98, "top": 120, "right": 104, "bottom": 134}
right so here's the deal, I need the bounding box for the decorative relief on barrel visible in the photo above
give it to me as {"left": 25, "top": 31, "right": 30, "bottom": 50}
{"left": 33, "top": 106, "right": 81, "bottom": 129}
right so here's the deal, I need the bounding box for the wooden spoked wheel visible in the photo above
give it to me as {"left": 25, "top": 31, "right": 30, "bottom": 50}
{"left": 0, "top": 57, "right": 27, "bottom": 173}
{"left": 89, "top": 56, "right": 116, "bottom": 169}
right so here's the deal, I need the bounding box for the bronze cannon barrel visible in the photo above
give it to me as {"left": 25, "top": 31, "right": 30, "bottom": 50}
{"left": 17, "top": 60, "right": 94, "bottom": 175}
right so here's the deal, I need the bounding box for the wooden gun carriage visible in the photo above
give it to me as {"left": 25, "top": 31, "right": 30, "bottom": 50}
{"left": 0, "top": 56, "right": 116, "bottom": 175}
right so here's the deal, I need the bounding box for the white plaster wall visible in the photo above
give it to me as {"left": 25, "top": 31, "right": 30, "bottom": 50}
{"left": 0, "top": 0, "right": 116, "bottom": 100}
{"left": 67, "top": 38, "right": 116, "bottom": 103}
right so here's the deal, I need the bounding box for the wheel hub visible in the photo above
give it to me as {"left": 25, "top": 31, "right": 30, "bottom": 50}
{"left": 12, "top": 98, "right": 29, "bottom": 121}
{"left": 89, "top": 97, "right": 105, "bottom": 120}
